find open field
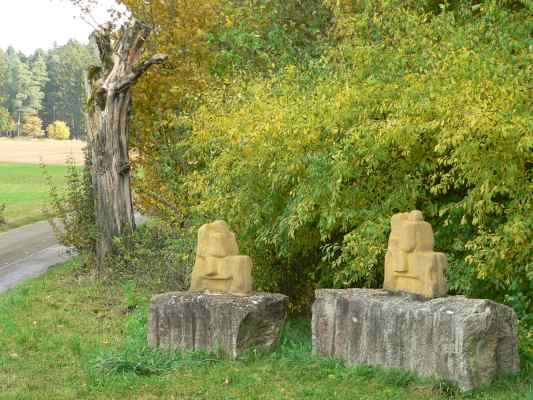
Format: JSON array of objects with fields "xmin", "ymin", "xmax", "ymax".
[
  {"xmin": 0, "ymin": 163, "xmax": 69, "ymax": 231},
  {"xmin": 0, "ymin": 259, "xmax": 530, "ymax": 400},
  {"xmin": 0, "ymin": 138, "xmax": 82, "ymax": 230},
  {"xmin": 0, "ymin": 138, "xmax": 85, "ymax": 165}
]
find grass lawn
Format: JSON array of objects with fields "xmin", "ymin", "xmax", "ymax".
[
  {"xmin": 0, "ymin": 259, "xmax": 531, "ymax": 400},
  {"xmin": 0, "ymin": 163, "xmax": 69, "ymax": 231}
]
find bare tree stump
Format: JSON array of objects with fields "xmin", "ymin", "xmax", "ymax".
[{"xmin": 86, "ymin": 20, "xmax": 166, "ymax": 270}]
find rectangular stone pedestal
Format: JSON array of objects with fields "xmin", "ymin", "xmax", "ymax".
[
  {"xmin": 312, "ymin": 289, "xmax": 520, "ymax": 391},
  {"xmin": 149, "ymin": 291, "xmax": 288, "ymax": 358}
]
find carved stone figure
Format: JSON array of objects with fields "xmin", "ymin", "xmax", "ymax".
[
  {"xmin": 150, "ymin": 221, "xmax": 289, "ymax": 358},
  {"xmin": 310, "ymin": 210, "xmax": 519, "ymax": 391},
  {"xmin": 383, "ymin": 210, "xmax": 447, "ymax": 298},
  {"xmin": 190, "ymin": 220, "xmax": 253, "ymax": 295}
]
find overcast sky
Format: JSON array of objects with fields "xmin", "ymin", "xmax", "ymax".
[{"xmin": 0, "ymin": 0, "xmax": 124, "ymax": 55}]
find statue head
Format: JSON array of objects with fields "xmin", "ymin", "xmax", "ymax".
[
  {"xmin": 408, "ymin": 210, "xmax": 424, "ymax": 222},
  {"xmin": 196, "ymin": 220, "xmax": 239, "ymax": 258},
  {"xmin": 390, "ymin": 212, "xmax": 409, "ymax": 236}
]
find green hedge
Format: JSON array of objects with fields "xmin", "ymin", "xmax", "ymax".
[{"xmin": 179, "ymin": 1, "xmax": 532, "ymax": 316}]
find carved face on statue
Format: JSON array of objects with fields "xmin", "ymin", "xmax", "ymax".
[{"xmin": 190, "ymin": 220, "xmax": 253, "ymax": 295}]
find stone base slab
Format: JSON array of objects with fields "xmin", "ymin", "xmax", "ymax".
[
  {"xmin": 312, "ymin": 289, "xmax": 520, "ymax": 391},
  {"xmin": 148, "ymin": 291, "xmax": 288, "ymax": 358}
]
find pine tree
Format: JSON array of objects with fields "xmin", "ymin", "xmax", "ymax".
[
  {"xmin": 6, "ymin": 49, "xmax": 42, "ymax": 117},
  {"xmin": 0, "ymin": 49, "xmax": 12, "ymax": 131},
  {"xmin": 27, "ymin": 51, "xmax": 48, "ymax": 115},
  {"xmin": 43, "ymin": 41, "xmax": 96, "ymax": 138},
  {"xmin": 0, "ymin": 49, "xmax": 8, "ymax": 106}
]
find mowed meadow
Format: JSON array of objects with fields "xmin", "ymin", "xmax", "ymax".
[
  {"xmin": 0, "ymin": 138, "xmax": 84, "ymax": 231},
  {"xmin": 0, "ymin": 259, "xmax": 531, "ymax": 400},
  {"xmin": 0, "ymin": 163, "xmax": 68, "ymax": 230}
]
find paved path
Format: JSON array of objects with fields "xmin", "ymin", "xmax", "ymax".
[
  {"xmin": 0, "ymin": 215, "xmax": 147, "ymax": 294},
  {"xmin": 0, "ymin": 220, "xmax": 62, "ymax": 268},
  {"xmin": 0, "ymin": 220, "xmax": 69, "ymax": 294},
  {"xmin": 0, "ymin": 245, "xmax": 71, "ymax": 293}
]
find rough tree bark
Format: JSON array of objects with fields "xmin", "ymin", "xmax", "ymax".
[{"xmin": 87, "ymin": 20, "xmax": 166, "ymax": 271}]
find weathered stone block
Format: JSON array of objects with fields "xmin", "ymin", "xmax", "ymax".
[
  {"xmin": 312, "ymin": 289, "xmax": 520, "ymax": 391},
  {"xmin": 149, "ymin": 291, "xmax": 288, "ymax": 358}
]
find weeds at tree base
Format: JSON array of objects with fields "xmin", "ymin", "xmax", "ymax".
[{"xmin": 0, "ymin": 203, "xmax": 6, "ymax": 226}]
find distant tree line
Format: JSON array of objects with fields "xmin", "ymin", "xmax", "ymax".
[{"xmin": 0, "ymin": 40, "xmax": 97, "ymax": 139}]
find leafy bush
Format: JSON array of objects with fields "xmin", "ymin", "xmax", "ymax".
[
  {"xmin": 0, "ymin": 106, "xmax": 14, "ymax": 132},
  {"xmin": 208, "ymin": 0, "xmax": 332, "ymax": 76},
  {"xmin": 105, "ymin": 221, "xmax": 195, "ymax": 293},
  {"xmin": 43, "ymin": 146, "xmax": 191, "ymax": 291},
  {"xmin": 0, "ymin": 203, "xmax": 6, "ymax": 226},
  {"xmin": 128, "ymin": 0, "xmax": 333, "ymax": 226},
  {"xmin": 177, "ymin": 1, "xmax": 532, "ymax": 315},
  {"xmin": 47, "ymin": 120, "xmax": 71, "ymax": 140},
  {"xmin": 22, "ymin": 114, "xmax": 44, "ymax": 137},
  {"xmin": 44, "ymin": 148, "xmax": 97, "ymax": 267}
]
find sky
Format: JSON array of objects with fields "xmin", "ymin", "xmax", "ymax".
[{"xmin": 0, "ymin": 0, "xmax": 124, "ymax": 55}]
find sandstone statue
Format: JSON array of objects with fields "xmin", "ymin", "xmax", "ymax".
[
  {"xmin": 383, "ymin": 210, "xmax": 447, "ymax": 298},
  {"xmin": 312, "ymin": 210, "xmax": 520, "ymax": 391},
  {"xmin": 149, "ymin": 221, "xmax": 288, "ymax": 358},
  {"xmin": 190, "ymin": 220, "xmax": 253, "ymax": 295}
]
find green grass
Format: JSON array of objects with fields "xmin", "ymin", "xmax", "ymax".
[
  {"xmin": 0, "ymin": 259, "xmax": 531, "ymax": 399},
  {"xmin": 0, "ymin": 163, "xmax": 69, "ymax": 231}
]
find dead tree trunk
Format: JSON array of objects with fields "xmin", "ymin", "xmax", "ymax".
[{"xmin": 87, "ymin": 20, "xmax": 166, "ymax": 271}]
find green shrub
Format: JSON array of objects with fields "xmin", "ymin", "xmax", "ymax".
[
  {"xmin": 0, "ymin": 106, "xmax": 14, "ymax": 132},
  {"xmin": 43, "ymin": 147, "xmax": 192, "ymax": 291},
  {"xmin": 179, "ymin": 2, "xmax": 532, "ymax": 315},
  {"xmin": 44, "ymin": 148, "xmax": 97, "ymax": 267},
  {"xmin": 105, "ymin": 221, "xmax": 195, "ymax": 293},
  {"xmin": 208, "ymin": 0, "xmax": 332, "ymax": 77},
  {"xmin": 47, "ymin": 120, "xmax": 71, "ymax": 140},
  {"xmin": 0, "ymin": 203, "xmax": 6, "ymax": 226}
]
